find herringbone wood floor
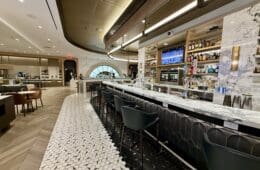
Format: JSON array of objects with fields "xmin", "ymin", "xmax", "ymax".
[{"xmin": 0, "ymin": 87, "xmax": 75, "ymax": 170}]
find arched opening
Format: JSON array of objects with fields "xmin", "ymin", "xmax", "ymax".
[{"xmin": 89, "ymin": 65, "xmax": 120, "ymax": 79}]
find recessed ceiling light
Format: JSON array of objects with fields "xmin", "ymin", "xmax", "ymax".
[
  {"xmin": 18, "ymin": 0, "xmax": 24, "ymax": 3},
  {"xmin": 163, "ymin": 42, "xmax": 168, "ymax": 46},
  {"xmin": 142, "ymin": 19, "xmax": 146, "ymax": 23},
  {"xmin": 47, "ymin": 38, "xmax": 51, "ymax": 42},
  {"xmin": 37, "ymin": 25, "xmax": 43, "ymax": 29},
  {"xmin": 15, "ymin": 38, "xmax": 19, "ymax": 41},
  {"xmin": 124, "ymin": 34, "xmax": 127, "ymax": 37},
  {"xmin": 0, "ymin": 43, "xmax": 4, "ymax": 46}
]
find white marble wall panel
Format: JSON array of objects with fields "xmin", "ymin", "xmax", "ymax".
[{"xmin": 215, "ymin": 3, "xmax": 260, "ymax": 111}]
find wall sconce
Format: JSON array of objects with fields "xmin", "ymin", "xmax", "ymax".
[{"xmin": 231, "ymin": 46, "xmax": 240, "ymax": 71}]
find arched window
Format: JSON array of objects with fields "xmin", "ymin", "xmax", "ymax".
[{"xmin": 89, "ymin": 65, "xmax": 120, "ymax": 78}]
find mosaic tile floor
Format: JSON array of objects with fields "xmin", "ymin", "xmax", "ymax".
[{"xmin": 40, "ymin": 94, "xmax": 128, "ymax": 170}]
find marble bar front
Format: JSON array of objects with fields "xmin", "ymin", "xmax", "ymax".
[{"xmin": 103, "ymin": 81, "xmax": 260, "ymax": 136}]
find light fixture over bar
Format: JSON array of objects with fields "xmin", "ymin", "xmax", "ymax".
[
  {"xmin": 122, "ymin": 33, "xmax": 143, "ymax": 47},
  {"xmin": 108, "ymin": 45, "xmax": 122, "ymax": 55},
  {"xmin": 108, "ymin": 55, "xmax": 138, "ymax": 63},
  {"xmin": 144, "ymin": 0, "xmax": 198, "ymax": 34}
]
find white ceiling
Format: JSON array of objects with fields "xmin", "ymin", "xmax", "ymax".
[{"xmin": 0, "ymin": 0, "xmax": 120, "ymax": 59}]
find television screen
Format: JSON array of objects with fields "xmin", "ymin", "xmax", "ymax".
[{"xmin": 161, "ymin": 46, "xmax": 184, "ymax": 65}]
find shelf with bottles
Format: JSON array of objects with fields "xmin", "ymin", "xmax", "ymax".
[
  {"xmin": 186, "ymin": 50, "xmax": 220, "ymax": 64},
  {"xmin": 186, "ymin": 63, "xmax": 219, "ymax": 76},
  {"xmin": 187, "ymin": 35, "xmax": 221, "ymax": 53}
]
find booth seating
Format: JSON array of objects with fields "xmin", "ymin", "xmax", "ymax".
[
  {"xmin": 0, "ymin": 85, "xmax": 27, "ymax": 93},
  {"xmin": 104, "ymin": 87, "xmax": 260, "ymax": 169},
  {"xmin": 0, "ymin": 96, "xmax": 16, "ymax": 131}
]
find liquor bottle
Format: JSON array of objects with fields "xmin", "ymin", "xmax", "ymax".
[
  {"xmin": 198, "ymin": 40, "xmax": 202, "ymax": 48},
  {"xmin": 195, "ymin": 41, "xmax": 198, "ymax": 49},
  {"xmin": 191, "ymin": 41, "xmax": 195, "ymax": 50}
]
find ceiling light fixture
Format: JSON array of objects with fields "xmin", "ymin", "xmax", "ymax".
[
  {"xmin": 124, "ymin": 34, "xmax": 127, "ymax": 37},
  {"xmin": 142, "ymin": 19, "xmax": 146, "ymax": 23},
  {"xmin": 122, "ymin": 33, "xmax": 143, "ymax": 47},
  {"xmin": 108, "ymin": 55, "xmax": 138, "ymax": 63},
  {"xmin": 28, "ymin": 46, "xmax": 32, "ymax": 49},
  {"xmin": 15, "ymin": 38, "xmax": 19, "ymax": 41},
  {"xmin": 37, "ymin": 25, "xmax": 43, "ymax": 29},
  {"xmin": 0, "ymin": 43, "xmax": 4, "ymax": 46},
  {"xmin": 163, "ymin": 42, "xmax": 168, "ymax": 46},
  {"xmin": 18, "ymin": 0, "xmax": 24, "ymax": 3},
  {"xmin": 47, "ymin": 38, "xmax": 51, "ymax": 42},
  {"xmin": 108, "ymin": 45, "xmax": 122, "ymax": 55},
  {"xmin": 144, "ymin": 0, "xmax": 198, "ymax": 34}
]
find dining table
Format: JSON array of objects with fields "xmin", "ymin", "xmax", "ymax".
[{"xmin": 18, "ymin": 90, "xmax": 37, "ymax": 112}]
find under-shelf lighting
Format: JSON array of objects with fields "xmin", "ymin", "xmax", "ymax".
[
  {"xmin": 122, "ymin": 33, "xmax": 143, "ymax": 47},
  {"xmin": 144, "ymin": 0, "xmax": 198, "ymax": 34},
  {"xmin": 108, "ymin": 45, "xmax": 122, "ymax": 55}
]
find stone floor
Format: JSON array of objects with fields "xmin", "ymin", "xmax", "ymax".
[
  {"xmin": 0, "ymin": 87, "xmax": 75, "ymax": 170},
  {"xmin": 39, "ymin": 93, "xmax": 127, "ymax": 170}
]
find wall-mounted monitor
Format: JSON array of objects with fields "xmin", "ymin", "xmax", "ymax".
[{"xmin": 161, "ymin": 46, "xmax": 184, "ymax": 65}]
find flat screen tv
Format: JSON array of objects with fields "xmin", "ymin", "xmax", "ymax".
[{"xmin": 161, "ymin": 46, "xmax": 184, "ymax": 65}]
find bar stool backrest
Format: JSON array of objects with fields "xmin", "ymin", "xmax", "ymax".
[
  {"xmin": 121, "ymin": 106, "xmax": 158, "ymax": 131},
  {"xmin": 203, "ymin": 133, "xmax": 260, "ymax": 170},
  {"xmin": 227, "ymin": 135, "xmax": 253, "ymax": 154}
]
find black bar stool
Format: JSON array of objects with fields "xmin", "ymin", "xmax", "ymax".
[
  {"xmin": 203, "ymin": 131, "xmax": 260, "ymax": 170},
  {"xmin": 101, "ymin": 90, "xmax": 115, "ymax": 126},
  {"xmin": 114, "ymin": 95, "xmax": 135, "ymax": 136},
  {"xmin": 120, "ymin": 106, "xmax": 159, "ymax": 169}
]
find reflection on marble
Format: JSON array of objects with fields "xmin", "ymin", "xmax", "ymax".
[
  {"xmin": 104, "ymin": 81, "xmax": 260, "ymax": 129},
  {"xmin": 40, "ymin": 94, "xmax": 127, "ymax": 170}
]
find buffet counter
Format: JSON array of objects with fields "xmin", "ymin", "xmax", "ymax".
[{"xmin": 103, "ymin": 81, "xmax": 260, "ymax": 133}]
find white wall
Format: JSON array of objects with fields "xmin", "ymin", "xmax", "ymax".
[{"xmin": 77, "ymin": 53, "xmax": 129, "ymax": 77}]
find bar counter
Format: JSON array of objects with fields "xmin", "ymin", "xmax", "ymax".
[{"xmin": 103, "ymin": 81, "xmax": 260, "ymax": 131}]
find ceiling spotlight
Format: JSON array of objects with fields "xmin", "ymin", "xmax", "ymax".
[
  {"xmin": 0, "ymin": 43, "xmax": 4, "ymax": 46},
  {"xmin": 47, "ymin": 38, "xmax": 51, "ymax": 42},
  {"xmin": 15, "ymin": 38, "xmax": 19, "ymax": 41},
  {"xmin": 142, "ymin": 19, "xmax": 146, "ymax": 23},
  {"xmin": 163, "ymin": 42, "xmax": 168, "ymax": 46},
  {"xmin": 28, "ymin": 46, "xmax": 32, "ymax": 49},
  {"xmin": 37, "ymin": 25, "xmax": 43, "ymax": 29},
  {"xmin": 124, "ymin": 34, "xmax": 127, "ymax": 37},
  {"xmin": 18, "ymin": 0, "xmax": 24, "ymax": 3}
]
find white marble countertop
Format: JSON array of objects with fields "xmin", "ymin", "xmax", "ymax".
[
  {"xmin": 0, "ymin": 95, "xmax": 11, "ymax": 100},
  {"xmin": 144, "ymin": 82, "xmax": 214, "ymax": 94},
  {"xmin": 104, "ymin": 81, "xmax": 260, "ymax": 129}
]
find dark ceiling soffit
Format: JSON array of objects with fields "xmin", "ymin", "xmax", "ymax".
[
  {"xmin": 56, "ymin": 0, "xmax": 106, "ymax": 55},
  {"xmin": 103, "ymin": 0, "xmax": 147, "ymax": 45},
  {"xmin": 140, "ymin": 0, "xmax": 235, "ymax": 44}
]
